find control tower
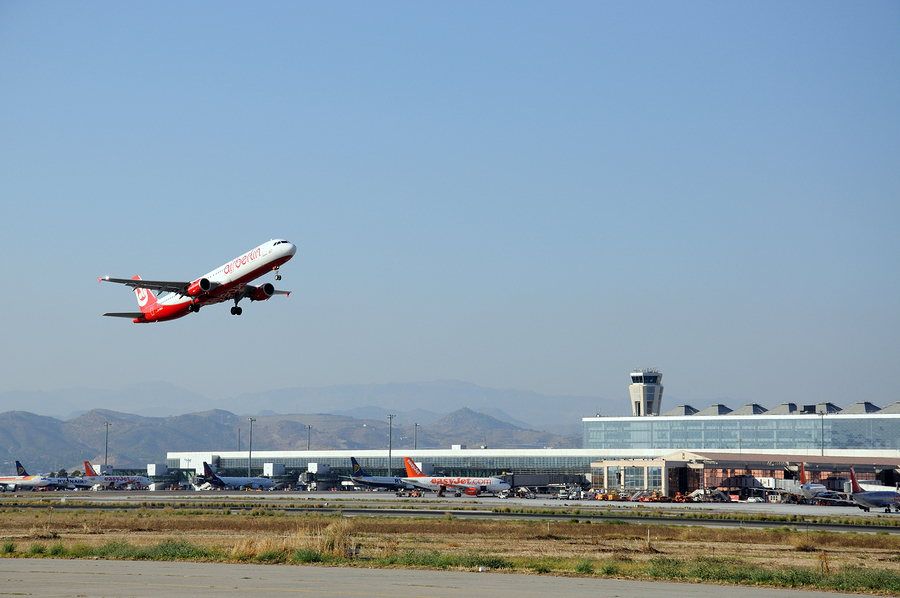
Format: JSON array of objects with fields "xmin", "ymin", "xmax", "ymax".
[{"xmin": 629, "ymin": 368, "xmax": 663, "ymax": 416}]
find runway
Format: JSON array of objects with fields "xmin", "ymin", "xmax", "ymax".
[
  {"xmin": 5, "ymin": 491, "xmax": 897, "ymax": 534},
  {"xmin": 0, "ymin": 559, "xmax": 867, "ymax": 598}
]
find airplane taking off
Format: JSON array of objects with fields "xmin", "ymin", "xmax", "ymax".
[
  {"xmin": 196, "ymin": 462, "xmax": 275, "ymax": 491},
  {"xmin": 347, "ymin": 457, "xmax": 414, "ymax": 491},
  {"xmin": 402, "ymin": 457, "xmax": 510, "ymax": 497},
  {"xmin": 0, "ymin": 461, "xmax": 52, "ymax": 492},
  {"xmin": 100, "ymin": 239, "xmax": 296, "ymax": 322},
  {"xmin": 849, "ymin": 467, "xmax": 900, "ymax": 513},
  {"xmin": 83, "ymin": 461, "xmax": 150, "ymax": 490}
]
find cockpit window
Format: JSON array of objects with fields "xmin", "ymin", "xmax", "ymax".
[{"xmin": 273, "ymin": 240, "xmax": 290, "ymax": 246}]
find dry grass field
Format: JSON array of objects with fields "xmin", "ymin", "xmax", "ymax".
[{"xmin": 1, "ymin": 506, "xmax": 898, "ymax": 594}]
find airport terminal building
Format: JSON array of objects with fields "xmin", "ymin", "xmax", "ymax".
[
  {"xmin": 583, "ymin": 370, "xmax": 900, "ymax": 456},
  {"xmin": 165, "ymin": 370, "xmax": 900, "ymax": 490}
]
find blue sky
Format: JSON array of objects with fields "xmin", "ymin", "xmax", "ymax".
[{"xmin": 1, "ymin": 3, "xmax": 898, "ymax": 408}]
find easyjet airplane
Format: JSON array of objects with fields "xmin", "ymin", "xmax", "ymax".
[
  {"xmin": 99, "ymin": 239, "xmax": 296, "ymax": 322},
  {"xmin": 83, "ymin": 461, "xmax": 151, "ymax": 490},
  {"xmin": 402, "ymin": 457, "xmax": 510, "ymax": 497}
]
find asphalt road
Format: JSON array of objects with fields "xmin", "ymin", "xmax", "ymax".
[{"xmin": 0, "ymin": 559, "xmax": 867, "ymax": 598}]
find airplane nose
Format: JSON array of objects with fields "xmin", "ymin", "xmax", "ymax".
[{"xmin": 286, "ymin": 243, "xmax": 297, "ymax": 256}]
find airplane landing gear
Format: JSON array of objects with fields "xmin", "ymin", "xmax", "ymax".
[
  {"xmin": 188, "ymin": 304, "xmax": 200, "ymax": 313},
  {"xmin": 230, "ymin": 306, "xmax": 243, "ymax": 316},
  {"xmin": 274, "ymin": 266, "xmax": 282, "ymax": 281}
]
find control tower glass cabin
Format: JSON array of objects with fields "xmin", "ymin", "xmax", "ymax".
[{"xmin": 629, "ymin": 369, "xmax": 663, "ymax": 416}]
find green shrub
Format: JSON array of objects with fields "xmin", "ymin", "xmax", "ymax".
[
  {"xmin": 599, "ymin": 562, "xmax": 620, "ymax": 576},
  {"xmin": 255, "ymin": 549, "xmax": 288, "ymax": 563},
  {"xmin": 575, "ymin": 559, "xmax": 594, "ymax": 574},
  {"xmin": 646, "ymin": 557, "xmax": 685, "ymax": 579},
  {"xmin": 48, "ymin": 543, "xmax": 66, "ymax": 556},
  {"xmin": 291, "ymin": 548, "xmax": 323, "ymax": 564},
  {"xmin": 1, "ymin": 542, "xmax": 15, "ymax": 554},
  {"xmin": 145, "ymin": 540, "xmax": 219, "ymax": 561},
  {"xmin": 28, "ymin": 543, "xmax": 45, "ymax": 555}
]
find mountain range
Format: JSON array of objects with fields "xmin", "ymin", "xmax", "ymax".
[{"xmin": 0, "ymin": 380, "xmax": 623, "ymax": 434}]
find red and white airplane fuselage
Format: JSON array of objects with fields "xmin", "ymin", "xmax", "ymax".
[
  {"xmin": 100, "ymin": 239, "xmax": 296, "ymax": 323},
  {"xmin": 402, "ymin": 457, "xmax": 510, "ymax": 496}
]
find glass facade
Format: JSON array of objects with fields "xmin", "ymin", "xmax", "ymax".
[
  {"xmin": 583, "ymin": 415, "xmax": 900, "ymax": 451},
  {"xmin": 647, "ymin": 466, "xmax": 662, "ymax": 490}
]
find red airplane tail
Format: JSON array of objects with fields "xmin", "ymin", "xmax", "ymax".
[
  {"xmin": 849, "ymin": 467, "xmax": 863, "ymax": 494},
  {"xmin": 132, "ymin": 275, "xmax": 159, "ymax": 314},
  {"xmin": 799, "ymin": 463, "xmax": 807, "ymax": 484},
  {"xmin": 403, "ymin": 457, "xmax": 424, "ymax": 477},
  {"xmin": 83, "ymin": 461, "xmax": 99, "ymax": 476}
]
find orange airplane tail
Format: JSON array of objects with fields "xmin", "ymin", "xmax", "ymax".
[
  {"xmin": 403, "ymin": 457, "xmax": 424, "ymax": 477},
  {"xmin": 848, "ymin": 466, "xmax": 863, "ymax": 494},
  {"xmin": 799, "ymin": 463, "xmax": 807, "ymax": 484},
  {"xmin": 131, "ymin": 275, "xmax": 159, "ymax": 314},
  {"xmin": 83, "ymin": 461, "xmax": 99, "ymax": 476}
]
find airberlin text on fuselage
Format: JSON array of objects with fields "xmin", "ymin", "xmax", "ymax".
[{"xmin": 223, "ymin": 247, "xmax": 262, "ymax": 276}]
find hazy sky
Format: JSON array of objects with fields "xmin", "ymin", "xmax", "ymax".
[{"xmin": 1, "ymin": 3, "xmax": 898, "ymax": 408}]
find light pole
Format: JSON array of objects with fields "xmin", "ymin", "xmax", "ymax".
[
  {"xmin": 247, "ymin": 417, "xmax": 256, "ymax": 477},
  {"xmin": 387, "ymin": 414, "xmax": 396, "ymax": 476},
  {"xmin": 414, "ymin": 422, "xmax": 419, "ymax": 450},
  {"xmin": 104, "ymin": 421, "xmax": 111, "ymax": 472},
  {"xmin": 306, "ymin": 424, "xmax": 312, "ymax": 451},
  {"xmin": 237, "ymin": 428, "xmax": 241, "ymax": 451}
]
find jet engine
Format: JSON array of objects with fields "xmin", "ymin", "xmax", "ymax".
[
  {"xmin": 249, "ymin": 282, "xmax": 275, "ymax": 301},
  {"xmin": 186, "ymin": 277, "xmax": 212, "ymax": 296},
  {"xmin": 464, "ymin": 487, "xmax": 480, "ymax": 496}
]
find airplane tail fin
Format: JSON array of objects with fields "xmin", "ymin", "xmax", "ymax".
[
  {"xmin": 403, "ymin": 457, "xmax": 424, "ymax": 477},
  {"xmin": 799, "ymin": 463, "xmax": 807, "ymax": 484},
  {"xmin": 350, "ymin": 457, "xmax": 369, "ymax": 478},
  {"xmin": 15, "ymin": 461, "xmax": 28, "ymax": 476},
  {"xmin": 849, "ymin": 466, "xmax": 863, "ymax": 494},
  {"xmin": 132, "ymin": 275, "xmax": 159, "ymax": 314},
  {"xmin": 83, "ymin": 461, "xmax": 99, "ymax": 477},
  {"xmin": 202, "ymin": 462, "xmax": 220, "ymax": 482}
]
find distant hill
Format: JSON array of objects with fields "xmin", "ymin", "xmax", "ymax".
[
  {"xmin": 230, "ymin": 380, "xmax": 619, "ymax": 434},
  {"xmin": 0, "ymin": 406, "xmax": 579, "ymax": 474},
  {"xmin": 0, "ymin": 380, "xmax": 621, "ymax": 435}
]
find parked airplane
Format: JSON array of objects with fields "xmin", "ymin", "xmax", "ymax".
[
  {"xmin": 196, "ymin": 462, "xmax": 275, "ymax": 490},
  {"xmin": 849, "ymin": 467, "xmax": 900, "ymax": 513},
  {"xmin": 402, "ymin": 457, "xmax": 510, "ymax": 497},
  {"xmin": 0, "ymin": 461, "xmax": 52, "ymax": 492},
  {"xmin": 347, "ymin": 457, "xmax": 414, "ymax": 491},
  {"xmin": 100, "ymin": 239, "xmax": 296, "ymax": 322},
  {"xmin": 83, "ymin": 461, "xmax": 151, "ymax": 490},
  {"xmin": 798, "ymin": 463, "xmax": 828, "ymax": 499}
]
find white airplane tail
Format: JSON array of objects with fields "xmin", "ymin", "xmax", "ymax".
[{"xmin": 131, "ymin": 275, "xmax": 159, "ymax": 314}]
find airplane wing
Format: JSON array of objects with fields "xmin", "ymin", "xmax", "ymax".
[
  {"xmin": 401, "ymin": 478, "xmax": 433, "ymax": 491},
  {"xmin": 273, "ymin": 290, "xmax": 291, "ymax": 296},
  {"xmin": 102, "ymin": 312, "xmax": 144, "ymax": 318},
  {"xmin": 98, "ymin": 276, "xmax": 191, "ymax": 294}
]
